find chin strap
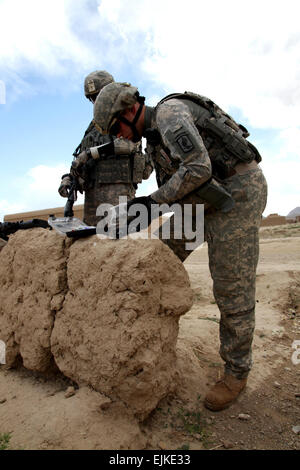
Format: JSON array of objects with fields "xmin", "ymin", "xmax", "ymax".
[{"xmin": 118, "ymin": 98, "xmax": 145, "ymax": 142}]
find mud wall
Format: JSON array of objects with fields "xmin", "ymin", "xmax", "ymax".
[{"xmin": 0, "ymin": 230, "xmax": 193, "ymax": 420}]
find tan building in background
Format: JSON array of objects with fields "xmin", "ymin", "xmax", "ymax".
[
  {"xmin": 286, "ymin": 215, "xmax": 300, "ymax": 224},
  {"xmin": 4, "ymin": 205, "xmax": 84, "ymax": 223},
  {"xmin": 4, "ymin": 208, "xmax": 296, "ymax": 228},
  {"xmin": 260, "ymin": 213, "xmax": 287, "ymax": 227}
]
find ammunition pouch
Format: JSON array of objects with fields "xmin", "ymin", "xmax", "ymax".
[
  {"xmin": 194, "ymin": 178, "xmax": 235, "ymax": 213},
  {"xmin": 94, "ymin": 156, "xmax": 131, "ymax": 184},
  {"xmin": 133, "ymin": 153, "xmax": 146, "ymax": 184},
  {"xmin": 93, "ymin": 154, "xmax": 144, "ymax": 184},
  {"xmin": 91, "ymin": 155, "xmax": 140, "ymax": 184},
  {"xmin": 201, "ymin": 117, "xmax": 259, "ymax": 164}
]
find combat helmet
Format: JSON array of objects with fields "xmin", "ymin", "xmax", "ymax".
[
  {"xmin": 84, "ymin": 70, "xmax": 114, "ymax": 102},
  {"xmin": 93, "ymin": 82, "xmax": 144, "ymax": 141}
]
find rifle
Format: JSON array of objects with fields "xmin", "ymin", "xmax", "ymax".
[
  {"xmin": 64, "ymin": 156, "xmax": 97, "ymax": 217},
  {"xmin": 0, "ymin": 219, "xmax": 50, "ymax": 241},
  {"xmin": 64, "ymin": 176, "xmax": 78, "ymax": 218},
  {"xmin": 50, "ymin": 172, "xmax": 96, "ymax": 238}
]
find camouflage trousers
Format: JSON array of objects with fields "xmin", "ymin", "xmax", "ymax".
[
  {"xmin": 160, "ymin": 167, "xmax": 268, "ymax": 378},
  {"xmin": 84, "ymin": 183, "xmax": 136, "ymax": 226}
]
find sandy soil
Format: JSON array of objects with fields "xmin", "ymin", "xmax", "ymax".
[{"xmin": 0, "ymin": 224, "xmax": 300, "ymax": 450}]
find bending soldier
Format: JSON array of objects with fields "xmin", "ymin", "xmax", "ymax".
[
  {"xmin": 93, "ymin": 82, "xmax": 268, "ymax": 411},
  {"xmin": 58, "ymin": 71, "xmax": 153, "ymax": 226}
]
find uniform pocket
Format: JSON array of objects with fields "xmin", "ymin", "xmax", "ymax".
[
  {"xmin": 208, "ymin": 231, "xmax": 259, "ymax": 313},
  {"xmin": 209, "ymin": 230, "xmax": 259, "ymax": 280}
]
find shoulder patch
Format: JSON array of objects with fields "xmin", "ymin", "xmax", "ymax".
[
  {"xmin": 176, "ymin": 133, "xmax": 194, "ymax": 153},
  {"xmin": 87, "ymin": 79, "xmax": 96, "ymax": 93}
]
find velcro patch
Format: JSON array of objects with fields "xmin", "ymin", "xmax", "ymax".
[
  {"xmin": 87, "ymin": 79, "xmax": 96, "ymax": 93},
  {"xmin": 176, "ymin": 134, "xmax": 194, "ymax": 153}
]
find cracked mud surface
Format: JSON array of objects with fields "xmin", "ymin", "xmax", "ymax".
[{"xmin": 0, "ymin": 225, "xmax": 300, "ymax": 450}]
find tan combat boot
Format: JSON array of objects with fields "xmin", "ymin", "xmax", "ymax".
[{"xmin": 204, "ymin": 374, "xmax": 247, "ymax": 411}]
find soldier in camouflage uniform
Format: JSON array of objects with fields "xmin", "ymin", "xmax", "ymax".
[
  {"xmin": 93, "ymin": 82, "xmax": 268, "ymax": 411},
  {"xmin": 58, "ymin": 71, "xmax": 153, "ymax": 226}
]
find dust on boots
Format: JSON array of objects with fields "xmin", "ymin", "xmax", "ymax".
[{"xmin": 204, "ymin": 374, "xmax": 247, "ymax": 411}]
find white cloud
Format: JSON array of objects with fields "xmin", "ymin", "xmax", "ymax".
[
  {"xmin": 278, "ymin": 127, "xmax": 300, "ymax": 156},
  {"xmin": 262, "ymin": 159, "xmax": 300, "ymax": 216},
  {"xmin": 0, "ymin": 200, "xmax": 27, "ymax": 223},
  {"xmin": 260, "ymin": 128, "xmax": 300, "ymax": 216},
  {"xmin": 0, "ymin": 0, "xmax": 95, "ymax": 71},
  {"xmin": 27, "ymin": 164, "xmax": 70, "ymax": 194},
  {"xmin": 25, "ymin": 163, "xmax": 84, "ymax": 209},
  {"xmin": 0, "ymin": 0, "xmax": 100, "ymax": 98},
  {"xmin": 1, "ymin": 164, "xmax": 84, "ymax": 222},
  {"xmin": 97, "ymin": 0, "xmax": 300, "ymax": 216},
  {"xmin": 3, "ymin": 0, "xmax": 300, "ymax": 130},
  {"xmin": 1, "ymin": 0, "xmax": 299, "ymax": 217},
  {"xmin": 98, "ymin": 0, "xmax": 300, "ymax": 130}
]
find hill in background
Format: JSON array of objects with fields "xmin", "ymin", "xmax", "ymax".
[{"xmin": 287, "ymin": 207, "xmax": 300, "ymax": 218}]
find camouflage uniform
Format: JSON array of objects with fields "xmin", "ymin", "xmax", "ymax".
[
  {"xmin": 144, "ymin": 96, "xmax": 268, "ymax": 379},
  {"xmin": 75, "ymin": 121, "xmax": 153, "ymax": 226},
  {"xmin": 60, "ymin": 71, "xmax": 153, "ymax": 226}
]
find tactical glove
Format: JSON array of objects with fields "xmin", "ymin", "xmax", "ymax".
[
  {"xmin": 117, "ymin": 195, "xmax": 157, "ymax": 238},
  {"xmin": 58, "ymin": 174, "xmax": 72, "ymax": 198},
  {"xmin": 127, "ymin": 196, "xmax": 156, "ymax": 218},
  {"xmin": 113, "ymin": 138, "xmax": 139, "ymax": 155},
  {"xmin": 71, "ymin": 150, "xmax": 90, "ymax": 173}
]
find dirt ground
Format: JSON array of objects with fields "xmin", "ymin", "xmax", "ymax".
[{"xmin": 1, "ymin": 223, "xmax": 300, "ymax": 450}]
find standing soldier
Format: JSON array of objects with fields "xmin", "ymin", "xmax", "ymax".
[
  {"xmin": 58, "ymin": 71, "xmax": 153, "ymax": 226},
  {"xmin": 93, "ymin": 82, "xmax": 268, "ymax": 411}
]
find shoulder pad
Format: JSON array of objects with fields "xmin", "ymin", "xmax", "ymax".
[{"xmin": 157, "ymin": 92, "xmax": 215, "ymax": 113}]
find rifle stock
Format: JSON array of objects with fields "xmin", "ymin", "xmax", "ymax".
[{"xmin": 0, "ymin": 219, "xmax": 49, "ymax": 241}]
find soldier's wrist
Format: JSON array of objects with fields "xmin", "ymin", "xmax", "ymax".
[{"xmin": 149, "ymin": 192, "xmax": 161, "ymax": 204}]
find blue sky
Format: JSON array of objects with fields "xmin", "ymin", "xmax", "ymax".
[{"xmin": 0, "ymin": 0, "xmax": 300, "ymax": 221}]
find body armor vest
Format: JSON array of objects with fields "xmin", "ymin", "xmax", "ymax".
[
  {"xmin": 73, "ymin": 122, "xmax": 144, "ymax": 186},
  {"xmin": 157, "ymin": 92, "xmax": 262, "ymax": 180}
]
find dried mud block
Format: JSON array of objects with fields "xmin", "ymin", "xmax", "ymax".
[
  {"xmin": 0, "ymin": 238, "xmax": 7, "ymax": 252},
  {"xmin": 0, "ymin": 229, "xmax": 69, "ymax": 370},
  {"xmin": 0, "ymin": 230, "xmax": 193, "ymax": 420},
  {"xmin": 51, "ymin": 237, "xmax": 193, "ymax": 420}
]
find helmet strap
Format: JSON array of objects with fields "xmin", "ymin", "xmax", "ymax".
[{"xmin": 118, "ymin": 100, "xmax": 145, "ymax": 142}]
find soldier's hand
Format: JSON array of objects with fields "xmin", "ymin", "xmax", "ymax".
[
  {"xmin": 98, "ymin": 196, "xmax": 158, "ymax": 239},
  {"xmin": 113, "ymin": 138, "xmax": 138, "ymax": 155},
  {"xmin": 128, "ymin": 196, "xmax": 157, "ymax": 231},
  {"xmin": 116, "ymin": 196, "xmax": 157, "ymax": 238},
  {"xmin": 71, "ymin": 150, "xmax": 89, "ymax": 173},
  {"xmin": 58, "ymin": 174, "xmax": 72, "ymax": 198}
]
